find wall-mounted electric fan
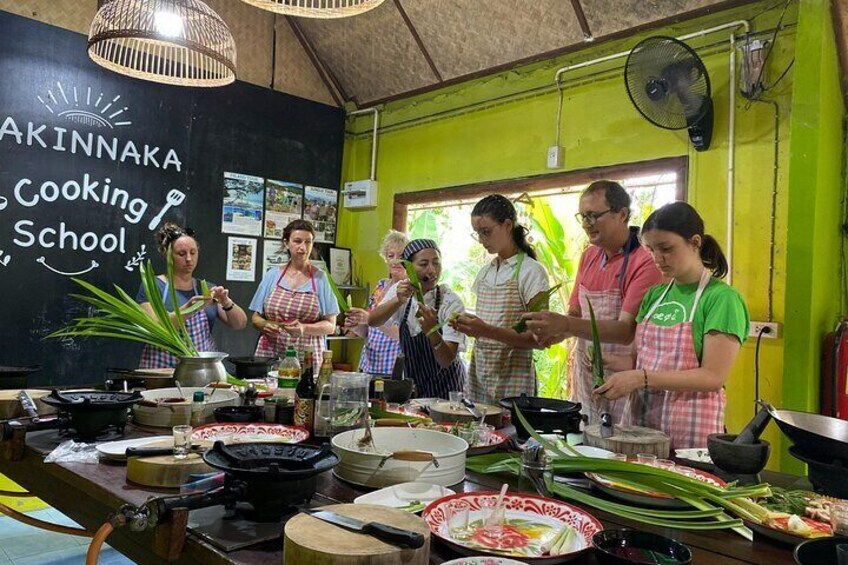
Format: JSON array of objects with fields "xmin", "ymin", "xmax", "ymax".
[{"xmin": 624, "ymin": 36, "xmax": 714, "ymax": 151}]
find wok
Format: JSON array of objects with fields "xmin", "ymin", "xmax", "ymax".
[{"xmin": 763, "ymin": 402, "xmax": 848, "ymax": 462}]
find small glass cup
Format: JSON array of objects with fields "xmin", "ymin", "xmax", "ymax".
[
  {"xmin": 837, "ymin": 543, "xmax": 848, "ymax": 565},
  {"xmin": 480, "ymin": 498, "xmax": 506, "ymax": 543},
  {"xmin": 474, "ymin": 423, "xmax": 494, "ymax": 445},
  {"xmin": 832, "ymin": 503, "xmax": 848, "ymax": 536},
  {"xmin": 173, "ymin": 425, "xmax": 192, "ymax": 460},
  {"xmin": 447, "ymin": 500, "xmax": 470, "ymax": 539},
  {"xmin": 449, "ymin": 391, "xmax": 464, "ymax": 410},
  {"xmin": 458, "ymin": 426, "xmax": 478, "ymax": 446},
  {"xmin": 656, "ymin": 459, "xmax": 676, "ymax": 471},
  {"xmin": 636, "ymin": 453, "xmax": 658, "ymax": 466},
  {"xmin": 611, "ymin": 453, "xmax": 628, "ymax": 462}
]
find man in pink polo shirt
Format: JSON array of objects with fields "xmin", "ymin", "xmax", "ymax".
[{"xmin": 524, "ymin": 180, "xmax": 663, "ymax": 424}]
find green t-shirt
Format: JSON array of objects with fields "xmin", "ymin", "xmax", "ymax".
[{"xmin": 635, "ymin": 277, "xmax": 750, "ymax": 360}]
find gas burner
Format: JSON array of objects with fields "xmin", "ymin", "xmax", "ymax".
[
  {"xmin": 56, "ymin": 418, "xmax": 126, "ymax": 442},
  {"xmin": 789, "ymin": 446, "xmax": 848, "ymax": 498}
]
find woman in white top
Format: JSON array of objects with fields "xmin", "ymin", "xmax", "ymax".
[
  {"xmin": 368, "ymin": 239, "xmax": 467, "ymax": 399},
  {"xmin": 452, "ymin": 195, "xmax": 548, "ymax": 404}
]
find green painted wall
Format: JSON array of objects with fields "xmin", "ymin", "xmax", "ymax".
[
  {"xmin": 335, "ymin": 0, "xmax": 846, "ymax": 472},
  {"xmin": 781, "ymin": 0, "xmax": 845, "ymax": 473}
]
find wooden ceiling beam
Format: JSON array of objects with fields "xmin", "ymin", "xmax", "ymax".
[
  {"xmin": 285, "ymin": 16, "xmax": 348, "ymax": 106},
  {"xmin": 394, "ymin": 0, "xmax": 443, "ymax": 82},
  {"xmin": 570, "ymin": 0, "xmax": 593, "ymax": 41}
]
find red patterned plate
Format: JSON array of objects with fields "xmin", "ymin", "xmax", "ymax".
[
  {"xmin": 586, "ymin": 464, "xmax": 725, "ymax": 509},
  {"xmin": 422, "ymin": 492, "xmax": 601, "ymax": 563},
  {"xmin": 191, "ymin": 423, "xmax": 309, "ymax": 445},
  {"xmin": 419, "ymin": 424, "xmax": 509, "ymax": 455}
]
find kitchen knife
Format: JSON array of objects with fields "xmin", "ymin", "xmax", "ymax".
[
  {"xmin": 125, "ymin": 445, "xmax": 202, "ymax": 458},
  {"xmin": 303, "ymin": 509, "xmax": 425, "ymax": 549},
  {"xmin": 460, "ymin": 397, "xmax": 482, "ymax": 420}
]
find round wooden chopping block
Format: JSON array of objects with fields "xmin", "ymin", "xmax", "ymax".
[
  {"xmin": 428, "ymin": 401, "xmax": 504, "ymax": 428},
  {"xmin": 0, "ymin": 390, "xmax": 50, "ymax": 419},
  {"xmin": 126, "ymin": 452, "xmax": 212, "ymax": 488},
  {"xmin": 284, "ymin": 503, "xmax": 430, "ymax": 565},
  {"xmin": 584, "ymin": 424, "xmax": 670, "ymax": 458}
]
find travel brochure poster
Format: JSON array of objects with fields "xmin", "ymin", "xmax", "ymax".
[
  {"xmin": 226, "ymin": 236, "xmax": 257, "ymax": 282},
  {"xmin": 222, "ymin": 172, "xmax": 264, "ymax": 236},
  {"xmin": 264, "ymin": 179, "xmax": 303, "ymax": 239},
  {"xmin": 262, "ymin": 238, "xmax": 289, "ymax": 275},
  {"xmin": 303, "ymin": 185, "xmax": 338, "ymax": 244}
]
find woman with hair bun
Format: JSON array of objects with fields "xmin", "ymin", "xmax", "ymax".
[
  {"xmin": 452, "ymin": 194, "xmax": 549, "ymax": 404},
  {"xmin": 136, "ymin": 222, "xmax": 247, "ymax": 368},
  {"xmin": 594, "ymin": 202, "xmax": 750, "ymax": 450}
]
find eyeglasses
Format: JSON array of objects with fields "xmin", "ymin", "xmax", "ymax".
[
  {"xmin": 574, "ymin": 209, "xmax": 612, "ymax": 226},
  {"xmin": 166, "ymin": 227, "xmax": 195, "ymax": 242},
  {"xmin": 471, "ymin": 226, "xmax": 497, "ymax": 242}
]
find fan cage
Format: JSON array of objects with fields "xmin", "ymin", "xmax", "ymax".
[
  {"xmin": 88, "ymin": 0, "xmax": 237, "ymax": 87},
  {"xmin": 239, "ymin": 0, "xmax": 386, "ymax": 18}
]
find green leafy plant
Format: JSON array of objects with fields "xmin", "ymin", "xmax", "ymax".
[
  {"xmin": 512, "ymin": 283, "xmax": 563, "ymax": 333},
  {"xmin": 426, "ymin": 312, "xmax": 460, "ymax": 336},
  {"xmin": 401, "ymin": 260, "xmax": 426, "ymax": 303},
  {"xmin": 323, "ymin": 267, "xmax": 350, "ymax": 313},
  {"xmin": 586, "ymin": 297, "xmax": 605, "ymax": 389}
]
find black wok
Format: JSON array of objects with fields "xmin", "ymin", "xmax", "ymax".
[{"xmin": 763, "ymin": 402, "xmax": 848, "ymax": 462}]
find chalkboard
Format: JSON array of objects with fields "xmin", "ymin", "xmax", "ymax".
[{"xmin": 0, "ymin": 11, "xmax": 345, "ymax": 386}]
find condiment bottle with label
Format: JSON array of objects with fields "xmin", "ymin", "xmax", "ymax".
[
  {"xmin": 190, "ymin": 391, "xmax": 205, "ymax": 427},
  {"xmin": 315, "ymin": 350, "xmax": 334, "ymax": 394},
  {"xmin": 373, "ymin": 379, "xmax": 387, "ymax": 411},
  {"xmin": 294, "ymin": 353, "xmax": 315, "ymax": 432},
  {"xmin": 278, "ymin": 345, "xmax": 301, "ymax": 386}
]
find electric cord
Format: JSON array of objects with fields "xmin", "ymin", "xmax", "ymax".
[{"xmin": 754, "ymin": 325, "xmax": 771, "ymax": 417}]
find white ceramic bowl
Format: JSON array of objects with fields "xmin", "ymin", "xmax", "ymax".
[{"xmin": 131, "ymin": 386, "xmax": 239, "ymax": 427}]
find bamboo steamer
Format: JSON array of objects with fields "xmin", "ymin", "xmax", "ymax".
[
  {"xmin": 284, "ymin": 504, "xmax": 430, "ymax": 565},
  {"xmin": 584, "ymin": 424, "xmax": 670, "ymax": 458},
  {"xmin": 126, "ymin": 452, "xmax": 212, "ymax": 488},
  {"xmin": 0, "ymin": 390, "xmax": 51, "ymax": 419}
]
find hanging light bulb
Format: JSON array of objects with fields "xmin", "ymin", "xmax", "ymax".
[
  {"xmin": 88, "ymin": 0, "xmax": 237, "ymax": 87},
  {"xmin": 239, "ymin": 0, "xmax": 386, "ymax": 19}
]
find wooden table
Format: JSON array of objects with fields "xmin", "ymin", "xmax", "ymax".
[{"xmin": 0, "ymin": 425, "xmax": 803, "ymax": 564}]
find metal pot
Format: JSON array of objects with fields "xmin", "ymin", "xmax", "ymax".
[
  {"xmin": 763, "ymin": 402, "xmax": 848, "ymax": 462},
  {"xmin": 173, "ymin": 352, "xmax": 228, "ymax": 387}
]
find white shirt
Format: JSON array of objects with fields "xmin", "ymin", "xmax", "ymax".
[
  {"xmin": 472, "ymin": 254, "xmax": 549, "ymax": 307},
  {"xmin": 384, "ymin": 283, "xmax": 467, "ymax": 351}
]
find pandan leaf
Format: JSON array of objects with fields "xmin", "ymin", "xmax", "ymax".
[
  {"xmin": 166, "ymin": 245, "xmax": 193, "ymax": 350},
  {"xmin": 323, "ymin": 267, "xmax": 350, "ymax": 313},
  {"xmin": 401, "ymin": 260, "xmax": 426, "ymax": 303},
  {"xmin": 201, "ymin": 279, "xmax": 211, "ymax": 299},
  {"xmin": 426, "ymin": 311, "xmax": 460, "ymax": 336},
  {"xmin": 512, "ymin": 283, "xmax": 563, "ymax": 333},
  {"xmin": 587, "ymin": 298, "xmax": 605, "ymax": 389}
]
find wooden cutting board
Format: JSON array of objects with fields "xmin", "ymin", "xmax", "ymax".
[
  {"xmin": 584, "ymin": 424, "xmax": 670, "ymax": 458},
  {"xmin": 0, "ymin": 390, "xmax": 50, "ymax": 419},
  {"xmin": 428, "ymin": 400, "xmax": 504, "ymax": 428},
  {"xmin": 284, "ymin": 504, "xmax": 430, "ymax": 565},
  {"xmin": 126, "ymin": 452, "xmax": 212, "ymax": 488}
]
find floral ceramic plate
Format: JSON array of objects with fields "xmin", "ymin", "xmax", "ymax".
[
  {"xmin": 423, "ymin": 492, "xmax": 601, "ymax": 563},
  {"xmin": 586, "ymin": 464, "xmax": 725, "ymax": 509},
  {"xmin": 419, "ymin": 423, "xmax": 509, "ymax": 455},
  {"xmin": 442, "ymin": 558, "xmax": 528, "ymax": 565},
  {"xmin": 191, "ymin": 423, "xmax": 309, "ymax": 445}
]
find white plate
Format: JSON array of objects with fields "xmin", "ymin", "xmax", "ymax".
[
  {"xmin": 442, "ymin": 559, "xmax": 528, "ymax": 565},
  {"xmin": 675, "ymin": 447, "xmax": 712, "ymax": 464},
  {"xmin": 536, "ymin": 436, "xmax": 613, "ymax": 459},
  {"xmin": 354, "ymin": 482, "xmax": 455, "ymax": 511},
  {"xmin": 96, "ymin": 436, "xmax": 172, "ymax": 461}
]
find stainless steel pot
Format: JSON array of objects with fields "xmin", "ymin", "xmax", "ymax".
[{"xmin": 173, "ymin": 352, "xmax": 228, "ymax": 387}]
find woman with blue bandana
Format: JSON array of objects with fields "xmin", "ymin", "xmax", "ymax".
[{"xmin": 368, "ymin": 239, "xmax": 467, "ymax": 399}]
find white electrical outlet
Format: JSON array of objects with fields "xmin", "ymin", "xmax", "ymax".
[
  {"xmin": 546, "ymin": 145, "xmax": 563, "ymax": 169},
  {"xmin": 749, "ymin": 321, "xmax": 781, "ymax": 339}
]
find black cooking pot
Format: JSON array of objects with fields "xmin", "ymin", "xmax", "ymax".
[
  {"xmin": 0, "ymin": 366, "xmax": 41, "ymax": 390},
  {"xmin": 40, "ymin": 390, "xmax": 142, "ymax": 440},
  {"xmin": 214, "ymin": 405, "xmax": 264, "ymax": 423},
  {"xmin": 226, "ymin": 356, "xmax": 278, "ymax": 380},
  {"xmin": 499, "ymin": 394, "xmax": 584, "ymax": 440}
]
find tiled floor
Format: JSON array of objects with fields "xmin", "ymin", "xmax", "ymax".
[{"xmin": 0, "ymin": 508, "xmax": 134, "ymax": 564}]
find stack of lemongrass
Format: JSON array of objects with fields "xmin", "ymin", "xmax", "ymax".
[{"xmin": 466, "ymin": 408, "xmax": 771, "ymax": 540}]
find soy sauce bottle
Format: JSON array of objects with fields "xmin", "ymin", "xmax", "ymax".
[{"xmin": 294, "ymin": 350, "xmax": 315, "ymax": 433}]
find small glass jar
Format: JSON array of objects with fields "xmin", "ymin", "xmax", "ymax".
[
  {"xmin": 636, "ymin": 453, "xmax": 658, "ymax": 466},
  {"xmin": 611, "ymin": 453, "xmax": 628, "ymax": 462}
]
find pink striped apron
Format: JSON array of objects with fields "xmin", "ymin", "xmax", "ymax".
[
  {"xmin": 254, "ymin": 265, "xmax": 325, "ymax": 360},
  {"xmin": 631, "ymin": 269, "xmax": 723, "ymax": 450},
  {"xmin": 467, "ymin": 254, "xmax": 535, "ymax": 405},
  {"xmin": 139, "ymin": 281, "xmax": 216, "ymax": 369}
]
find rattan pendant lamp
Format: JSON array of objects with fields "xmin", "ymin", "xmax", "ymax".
[
  {"xmin": 88, "ymin": 0, "xmax": 237, "ymax": 87},
  {"xmin": 239, "ymin": 0, "xmax": 386, "ymax": 19}
]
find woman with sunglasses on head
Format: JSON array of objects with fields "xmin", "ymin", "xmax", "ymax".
[
  {"xmin": 344, "ymin": 230, "xmax": 409, "ymax": 378},
  {"xmin": 368, "ymin": 239, "xmax": 467, "ymax": 399},
  {"xmin": 451, "ymin": 195, "xmax": 549, "ymax": 404},
  {"xmin": 136, "ymin": 222, "xmax": 247, "ymax": 368},
  {"xmin": 250, "ymin": 219, "xmax": 340, "ymax": 360},
  {"xmin": 593, "ymin": 202, "xmax": 750, "ymax": 450}
]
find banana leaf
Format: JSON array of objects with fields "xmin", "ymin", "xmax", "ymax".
[
  {"xmin": 586, "ymin": 297, "xmax": 605, "ymax": 388},
  {"xmin": 401, "ymin": 260, "xmax": 426, "ymax": 303},
  {"xmin": 512, "ymin": 282, "xmax": 563, "ymax": 333}
]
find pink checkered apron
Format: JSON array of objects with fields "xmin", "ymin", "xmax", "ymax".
[
  {"xmin": 631, "ymin": 269, "xmax": 723, "ymax": 450},
  {"xmin": 467, "ymin": 255, "xmax": 535, "ymax": 405},
  {"xmin": 359, "ymin": 279, "xmax": 402, "ymax": 375},
  {"xmin": 571, "ymin": 250, "xmax": 636, "ymax": 425},
  {"xmin": 139, "ymin": 281, "xmax": 217, "ymax": 369},
  {"xmin": 254, "ymin": 265, "xmax": 325, "ymax": 360}
]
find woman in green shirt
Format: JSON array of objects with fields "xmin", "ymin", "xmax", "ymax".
[{"xmin": 594, "ymin": 202, "xmax": 749, "ymax": 449}]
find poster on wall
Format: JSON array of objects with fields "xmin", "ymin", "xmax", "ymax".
[
  {"xmin": 222, "ymin": 172, "xmax": 264, "ymax": 236},
  {"xmin": 329, "ymin": 247, "xmax": 352, "ymax": 286},
  {"xmin": 303, "ymin": 186, "xmax": 338, "ymax": 244},
  {"xmin": 262, "ymin": 239, "xmax": 289, "ymax": 275},
  {"xmin": 264, "ymin": 180, "xmax": 303, "ymax": 239},
  {"xmin": 226, "ymin": 236, "xmax": 257, "ymax": 282}
]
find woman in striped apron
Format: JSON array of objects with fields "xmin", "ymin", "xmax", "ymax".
[
  {"xmin": 345, "ymin": 230, "xmax": 409, "ymax": 377},
  {"xmin": 368, "ymin": 239, "xmax": 466, "ymax": 399},
  {"xmin": 137, "ymin": 223, "xmax": 247, "ymax": 368},
  {"xmin": 250, "ymin": 220, "xmax": 340, "ymax": 359},
  {"xmin": 594, "ymin": 203, "xmax": 750, "ymax": 450},
  {"xmin": 453, "ymin": 195, "xmax": 549, "ymax": 405}
]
